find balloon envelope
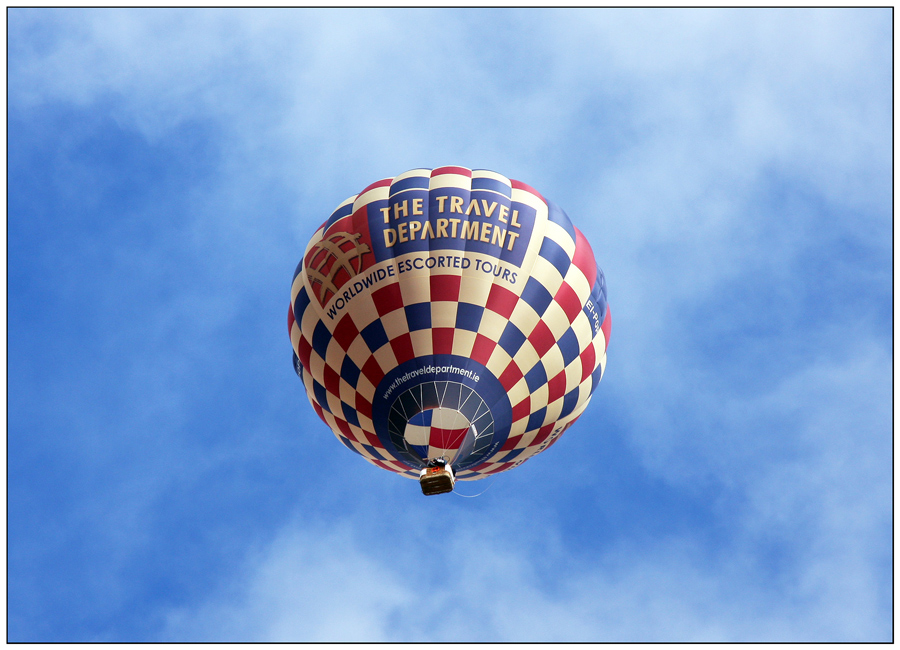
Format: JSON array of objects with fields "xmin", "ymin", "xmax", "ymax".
[{"xmin": 289, "ymin": 166, "xmax": 610, "ymax": 481}]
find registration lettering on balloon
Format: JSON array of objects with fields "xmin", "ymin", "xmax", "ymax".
[{"xmin": 289, "ymin": 166, "xmax": 610, "ymax": 487}]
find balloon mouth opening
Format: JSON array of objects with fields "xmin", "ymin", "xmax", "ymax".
[
  {"xmin": 386, "ymin": 379, "xmax": 496, "ymax": 470},
  {"xmin": 403, "ymin": 407, "xmax": 477, "ymax": 464}
]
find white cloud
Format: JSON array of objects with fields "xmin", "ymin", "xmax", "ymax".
[
  {"xmin": 164, "ymin": 461, "xmax": 891, "ymax": 642},
  {"xmin": 162, "ymin": 523, "xmax": 415, "ymax": 642},
  {"xmin": 11, "ymin": 9, "xmax": 889, "ymax": 215}
]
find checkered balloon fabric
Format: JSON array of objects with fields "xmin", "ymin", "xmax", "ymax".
[{"xmin": 289, "ymin": 167, "xmax": 610, "ymax": 481}]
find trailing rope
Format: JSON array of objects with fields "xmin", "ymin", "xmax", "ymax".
[{"xmin": 452, "ymin": 477, "xmax": 495, "ymax": 498}]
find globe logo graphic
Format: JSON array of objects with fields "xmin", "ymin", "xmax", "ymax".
[{"xmin": 306, "ymin": 231, "xmax": 371, "ymax": 303}]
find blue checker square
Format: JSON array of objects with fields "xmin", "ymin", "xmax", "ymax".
[
  {"xmin": 404, "ymin": 302, "xmax": 432, "ymax": 331},
  {"xmin": 471, "ymin": 177, "xmax": 512, "ymax": 197},
  {"xmin": 584, "ymin": 276, "xmax": 607, "ymax": 335},
  {"xmin": 412, "ymin": 410, "xmax": 433, "ymax": 425},
  {"xmin": 524, "ymin": 361, "xmax": 548, "ymax": 392},
  {"xmin": 340, "ymin": 356, "xmax": 361, "ymax": 388},
  {"xmin": 498, "ymin": 322, "xmax": 527, "ymax": 356},
  {"xmin": 497, "ymin": 447, "xmax": 525, "ymax": 463},
  {"xmin": 312, "ymin": 380, "xmax": 331, "ymax": 413},
  {"xmin": 521, "ymin": 276, "xmax": 554, "ymax": 316},
  {"xmin": 293, "ymin": 286, "xmax": 311, "ymax": 319},
  {"xmin": 339, "ymin": 435, "xmax": 360, "ymax": 454},
  {"xmin": 547, "ymin": 201, "xmax": 576, "ymax": 242},
  {"xmin": 455, "ymin": 302, "xmax": 484, "ymax": 332},
  {"xmin": 390, "ymin": 175, "xmax": 430, "ymax": 193},
  {"xmin": 526, "ymin": 406, "xmax": 547, "ymax": 432},
  {"xmin": 594, "ymin": 270, "xmax": 608, "ymax": 320},
  {"xmin": 361, "ymin": 319, "xmax": 389, "ymax": 352},
  {"xmin": 538, "ymin": 237, "xmax": 572, "ymax": 278},
  {"xmin": 557, "ymin": 327, "xmax": 581, "ymax": 366},
  {"xmin": 312, "ymin": 320, "xmax": 332, "ymax": 359},
  {"xmin": 560, "ymin": 387, "xmax": 580, "ymax": 419},
  {"xmin": 342, "ymin": 402, "xmax": 360, "ymax": 427},
  {"xmin": 591, "ymin": 363, "xmax": 604, "ymax": 392},
  {"xmin": 362, "ymin": 444, "xmax": 386, "ymax": 460}
]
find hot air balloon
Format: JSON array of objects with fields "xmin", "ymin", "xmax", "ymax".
[{"xmin": 289, "ymin": 167, "xmax": 610, "ymax": 495}]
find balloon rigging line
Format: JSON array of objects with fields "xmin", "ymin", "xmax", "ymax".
[{"xmin": 452, "ymin": 478, "xmax": 495, "ymax": 498}]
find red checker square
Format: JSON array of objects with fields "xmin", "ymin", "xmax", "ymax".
[
  {"xmin": 355, "ymin": 393, "xmax": 373, "ymax": 419},
  {"xmin": 470, "ymin": 333, "xmax": 497, "ymax": 365},
  {"xmin": 335, "ymin": 417, "xmax": 352, "ymax": 438},
  {"xmin": 287, "ymin": 304, "xmax": 295, "ymax": 336},
  {"xmin": 511, "ymin": 396, "xmax": 531, "ymax": 422},
  {"xmin": 498, "ymin": 361, "xmax": 524, "ymax": 390},
  {"xmin": 486, "ymin": 284, "xmax": 518, "ymax": 319},
  {"xmin": 429, "ymin": 427, "xmax": 469, "ymax": 448},
  {"xmin": 297, "ymin": 337, "xmax": 313, "ymax": 372},
  {"xmin": 546, "ymin": 420, "xmax": 576, "ymax": 450},
  {"xmin": 433, "ymin": 166, "xmax": 472, "ymax": 178},
  {"xmin": 528, "ymin": 320, "xmax": 556, "ymax": 357},
  {"xmin": 349, "ymin": 207, "xmax": 374, "ymax": 245},
  {"xmin": 361, "ymin": 356, "xmax": 385, "ymax": 387},
  {"xmin": 601, "ymin": 305, "xmax": 612, "ymax": 351},
  {"xmin": 311, "ymin": 400, "xmax": 326, "ymax": 422},
  {"xmin": 432, "ymin": 328, "xmax": 455, "ymax": 355},
  {"xmin": 372, "ymin": 459, "xmax": 395, "ymax": 472},
  {"xmin": 390, "ymin": 332, "xmax": 415, "ymax": 365},
  {"xmin": 304, "ymin": 245, "xmax": 326, "ymax": 276},
  {"xmin": 372, "ymin": 282, "xmax": 405, "ymax": 316},
  {"xmin": 323, "ymin": 364, "xmax": 341, "ymax": 396},
  {"xmin": 484, "ymin": 462, "xmax": 513, "ymax": 475},
  {"xmin": 510, "ymin": 179, "xmax": 545, "ymax": 203},
  {"xmin": 359, "ymin": 178, "xmax": 393, "ymax": 195},
  {"xmin": 501, "ymin": 434, "xmax": 523, "ymax": 451},
  {"xmin": 547, "ymin": 370, "xmax": 567, "ymax": 403},
  {"xmin": 544, "ymin": 429, "xmax": 567, "ymax": 451},
  {"xmin": 530, "ymin": 423, "xmax": 556, "ymax": 447},
  {"xmin": 554, "ymin": 282, "xmax": 583, "ymax": 324},
  {"xmin": 333, "ymin": 314, "xmax": 360, "ymax": 351},
  {"xmin": 580, "ymin": 343, "xmax": 596, "ymax": 383},
  {"xmin": 364, "ymin": 430, "xmax": 382, "ymax": 448},
  {"xmin": 330, "ymin": 266, "xmax": 353, "ymax": 294},
  {"xmin": 430, "ymin": 274, "xmax": 461, "ymax": 302},
  {"xmin": 467, "ymin": 461, "xmax": 492, "ymax": 473},
  {"xmin": 572, "ymin": 228, "xmax": 597, "ymax": 285}
]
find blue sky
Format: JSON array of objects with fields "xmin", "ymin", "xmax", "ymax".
[{"xmin": 7, "ymin": 7, "xmax": 892, "ymax": 642}]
